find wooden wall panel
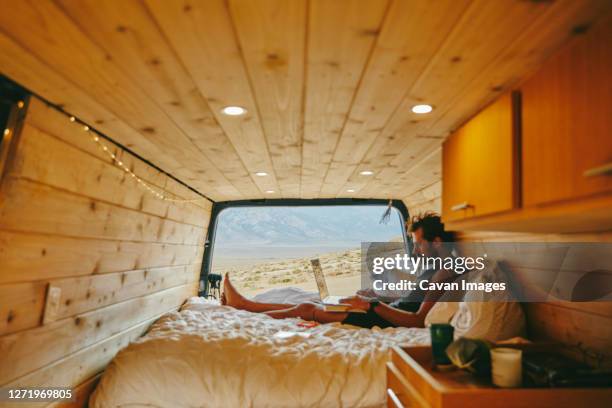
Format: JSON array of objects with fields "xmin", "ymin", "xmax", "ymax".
[
  {"xmin": 24, "ymin": 99, "xmax": 209, "ymax": 206},
  {"xmin": 0, "ymin": 231, "xmax": 203, "ymax": 284},
  {"xmin": 524, "ymin": 302, "xmax": 612, "ymax": 360},
  {"xmin": 51, "ymin": 375, "xmax": 101, "ymax": 408},
  {"xmin": 300, "ymin": 0, "xmax": 388, "ymax": 198},
  {"xmin": 402, "ymin": 181, "xmax": 442, "ymax": 218},
  {"xmin": 0, "ymin": 282, "xmax": 46, "ymax": 336},
  {"xmin": 11, "ymin": 124, "xmax": 208, "ymax": 227},
  {"xmin": 228, "ymin": 0, "xmax": 307, "ymax": 197},
  {"xmin": 458, "ymin": 230, "xmax": 612, "ymax": 366},
  {"xmin": 57, "ymin": 0, "xmax": 261, "ymax": 199},
  {"xmin": 5, "ymin": 317, "xmax": 156, "ymax": 389},
  {"xmin": 0, "ymin": 179, "xmax": 203, "ymax": 245},
  {"xmin": 0, "ymin": 31, "xmax": 185, "ymax": 184},
  {"xmin": 144, "ymin": 0, "xmax": 280, "ymax": 196},
  {"xmin": 49, "ymin": 264, "xmax": 200, "ymax": 321},
  {"xmin": 349, "ymin": 0, "xmax": 610, "ymax": 200},
  {"xmin": 0, "ymin": 97, "xmax": 210, "ymax": 404},
  {"xmin": 1, "ymin": 1, "xmax": 608, "ymax": 201},
  {"xmin": 0, "ymin": 284, "xmax": 194, "ymax": 384},
  {"xmin": 0, "ymin": 0, "xmax": 239, "ymax": 199},
  {"xmin": 320, "ymin": 0, "xmax": 469, "ymax": 198}
]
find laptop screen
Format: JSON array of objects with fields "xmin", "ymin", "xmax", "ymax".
[{"xmin": 311, "ymin": 259, "xmax": 329, "ymax": 299}]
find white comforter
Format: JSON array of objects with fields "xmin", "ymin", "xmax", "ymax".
[{"xmin": 90, "ymin": 297, "xmax": 430, "ymax": 408}]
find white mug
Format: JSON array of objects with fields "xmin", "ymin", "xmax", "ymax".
[{"xmin": 491, "ymin": 348, "xmax": 522, "ymax": 388}]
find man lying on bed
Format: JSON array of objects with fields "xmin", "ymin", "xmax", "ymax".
[{"xmin": 222, "ymin": 213, "xmax": 457, "ymax": 329}]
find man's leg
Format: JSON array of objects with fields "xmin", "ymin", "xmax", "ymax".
[
  {"xmin": 265, "ymin": 302, "xmax": 347, "ymax": 324},
  {"xmin": 223, "ymin": 273, "xmax": 297, "ymax": 313},
  {"xmin": 223, "ymin": 274, "xmax": 348, "ymax": 324}
]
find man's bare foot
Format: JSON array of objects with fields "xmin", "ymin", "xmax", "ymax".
[{"xmin": 223, "ymin": 273, "xmax": 250, "ymax": 310}]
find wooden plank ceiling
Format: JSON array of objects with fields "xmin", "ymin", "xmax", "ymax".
[{"xmin": 0, "ymin": 0, "xmax": 609, "ymax": 202}]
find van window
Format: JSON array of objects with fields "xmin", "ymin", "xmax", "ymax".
[{"xmin": 211, "ymin": 205, "xmax": 405, "ymax": 297}]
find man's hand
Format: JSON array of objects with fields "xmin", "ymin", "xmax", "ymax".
[
  {"xmin": 339, "ymin": 295, "xmax": 371, "ymax": 311},
  {"xmin": 356, "ymin": 288, "xmax": 376, "ymax": 298}
]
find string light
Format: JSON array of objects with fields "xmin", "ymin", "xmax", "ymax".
[{"xmin": 62, "ymin": 109, "xmax": 208, "ymax": 204}]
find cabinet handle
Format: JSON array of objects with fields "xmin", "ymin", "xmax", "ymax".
[
  {"xmin": 451, "ymin": 202, "xmax": 471, "ymax": 211},
  {"xmin": 583, "ymin": 162, "xmax": 612, "ymax": 178},
  {"xmin": 387, "ymin": 388, "xmax": 405, "ymax": 408}
]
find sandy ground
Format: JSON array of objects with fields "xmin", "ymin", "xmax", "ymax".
[{"xmin": 213, "ymin": 248, "xmax": 362, "ymax": 297}]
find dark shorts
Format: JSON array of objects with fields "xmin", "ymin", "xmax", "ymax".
[
  {"xmin": 341, "ymin": 296, "xmax": 424, "ymax": 329},
  {"xmin": 342, "ymin": 308, "xmax": 394, "ymax": 329}
]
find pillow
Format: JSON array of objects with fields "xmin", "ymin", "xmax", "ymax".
[
  {"xmin": 451, "ymin": 262, "xmax": 526, "ymax": 342},
  {"xmin": 451, "ymin": 301, "xmax": 525, "ymax": 342}
]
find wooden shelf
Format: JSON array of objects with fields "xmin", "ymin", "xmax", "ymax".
[
  {"xmin": 444, "ymin": 193, "xmax": 612, "ymax": 233},
  {"xmin": 387, "ymin": 346, "xmax": 612, "ymax": 408}
]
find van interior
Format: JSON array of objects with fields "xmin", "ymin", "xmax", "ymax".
[{"xmin": 0, "ymin": 1, "xmax": 611, "ymax": 407}]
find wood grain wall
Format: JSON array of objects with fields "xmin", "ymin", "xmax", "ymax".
[
  {"xmin": 402, "ymin": 180, "xmax": 441, "ymax": 218},
  {"xmin": 2, "ymin": 1, "xmax": 608, "ymax": 200},
  {"xmin": 0, "ymin": 97, "xmax": 211, "ymax": 406},
  {"xmin": 458, "ymin": 230, "xmax": 612, "ymax": 367}
]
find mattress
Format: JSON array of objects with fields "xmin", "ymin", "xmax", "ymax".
[{"xmin": 90, "ymin": 296, "xmax": 430, "ymax": 408}]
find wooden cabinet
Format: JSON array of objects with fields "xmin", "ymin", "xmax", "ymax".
[
  {"xmin": 440, "ymin": 18, "xmax": 612, "ymax": 233},
  {"xmin": 386, "ymin": 346, "xmax": 612, "ymax": 408},
  {"xmin": 442, "ymin": 92, "xmax": 519, "ymax": 222},
  {"xmin": 522, "ymin": 20, "xmax": 612, "ymax": 207}
]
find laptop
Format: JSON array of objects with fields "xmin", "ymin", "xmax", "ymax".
[{"xmin": 310, "ymin": 259, "xmax": 366, "ymax": 313}]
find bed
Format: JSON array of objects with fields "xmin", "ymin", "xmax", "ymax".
[
  {"xmin": 90, "ymin": 269, "xmax": 525, "ymax": 408},
  {"xmin": 89, "ymin": 295, "xmax": 431, "ymax": 408}
]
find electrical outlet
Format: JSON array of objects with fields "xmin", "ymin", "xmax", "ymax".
[{"xmin": 43, "ymin": 285, "xmax": 62, "ymax": 324}]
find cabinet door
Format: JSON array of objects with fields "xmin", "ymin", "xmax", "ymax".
[
  {"xmin": 442, "ymin": 93, "xmax": 518, "ymax": 222},
  {"xmin": 522, "ymin": 21, "xmax": 612, "ymax": 207}
]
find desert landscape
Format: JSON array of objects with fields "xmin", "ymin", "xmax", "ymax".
[
  {"xmin": 210, "ymin": 205, "xmax": 405, "ymax": 298},
  {"xmin": 213, "ymin": 247, "xmax": 362, "ymax": 297}
]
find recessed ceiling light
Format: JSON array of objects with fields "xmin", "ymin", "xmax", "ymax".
[
  {"xmin": 265, "ymin": 190, "xmax": 275, "ymax": 194},
  {"xmin": 411, "ymin": 104, "xmax": 433, "ymax": 114},
  {"xmin": 221, "ymin": 106, "xmax": 247, "ymax": 116},
  {"xmin": 359, "ymin": 170, "xmax": 374, "ymax": 176},
  {"xmin": 255, "ymin": 171, "xmax": 268, "ymax": 177},
  {"xmin": 347, "ymin": 189, "xmax": 356, "ymax": 193}
]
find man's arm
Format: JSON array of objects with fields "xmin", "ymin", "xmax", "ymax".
[
  {"xmin": 371, "ymin": 268, "xmax": 459, "ymax": 328},
  {"xmin": 356, "ymin": 288, "xmax": 396, "ymax": 303},
  {"xmin": 338, "ymin": 295, "xmax": 435, "ymax": 328}
]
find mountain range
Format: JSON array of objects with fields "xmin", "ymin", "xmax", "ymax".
[{"xmin": 214, "ymin": 205, "xmax": 404, "ymax": 247}]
